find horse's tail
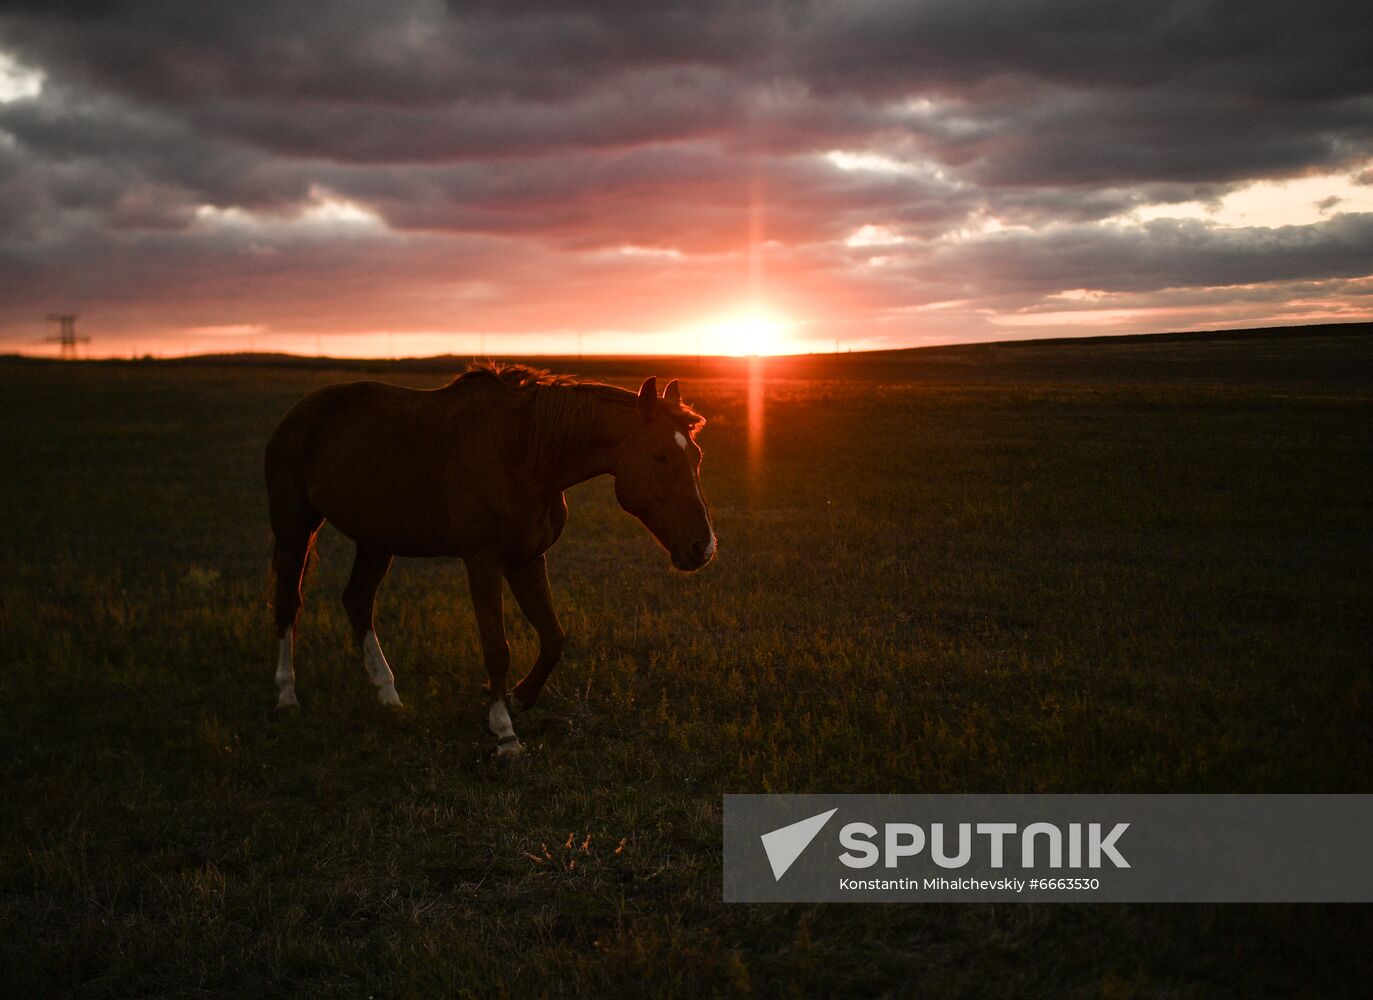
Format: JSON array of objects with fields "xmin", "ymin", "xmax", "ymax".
[
  {"xmin": 264, "ymin": 530, "xmax": 319, "ymax": 609},
  {"xmin": 264, "ymin": 410, "xmax": 323, "ymax": 631}
]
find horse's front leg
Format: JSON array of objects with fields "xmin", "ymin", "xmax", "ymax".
[
  {"xmin": 505, "ymin": 554, "xmax": 566, "ymax": 712},
  {"xmin": 342, "ymin": 545, "xmax": 401, "ymax": 706},
  {"xmin": 464, "ymin": 549, "xmax": 524, "ymax": 760}
]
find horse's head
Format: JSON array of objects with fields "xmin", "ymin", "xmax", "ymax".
[{"xmin": 614, "ymin": 377, "xmax": 716, "ymax": 572}]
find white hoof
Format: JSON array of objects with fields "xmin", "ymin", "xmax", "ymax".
[
  {"xmin": 493, "ymin": 737, "xmax": 526, "ymax": 761},
  {"xmin": 377, "ymin": 685, "xmax": 403, "ymax": 707},
  {"xmin": 277, "ymin": 688, "xmax": 299, "ymax": 708}
]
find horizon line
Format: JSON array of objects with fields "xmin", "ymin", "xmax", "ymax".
[{"xmin": 4, "ymin": 318, "xmax": 1369, "ymax": 365}]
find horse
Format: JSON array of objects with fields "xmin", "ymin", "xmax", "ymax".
[{"xmin": 264, "ymin": 362, "xmax": 715, "ymax": 759}]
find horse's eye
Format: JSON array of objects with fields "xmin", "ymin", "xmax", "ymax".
[{"xmin": 654, "ymin": 453, "xmax": 669, "ymax": 464}]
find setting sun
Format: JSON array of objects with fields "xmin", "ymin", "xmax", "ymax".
[{"xmin": 693, "ymin": 306, "xmax": 795, "ymax": 356}]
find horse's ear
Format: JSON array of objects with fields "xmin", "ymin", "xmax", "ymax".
[
  {"xmin": 663, "ymin": 379, "xmax": 680, "ymax": 406},
  {"xmin": 637, "ymin": 376, "xmax": 658, "ymax": 420}
]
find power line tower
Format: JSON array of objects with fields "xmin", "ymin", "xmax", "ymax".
[{"xmin": 45, "ymin": 314, "xmax": 89, "ymax": 360}]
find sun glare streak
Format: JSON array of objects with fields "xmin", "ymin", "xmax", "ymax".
[
  {"xmin": 747, "ymin": 353, "xmax": 765, "ymax": 500},
  {"xmin": 746, "ymin": 160, "xmax": 768, "ymax": 499}
]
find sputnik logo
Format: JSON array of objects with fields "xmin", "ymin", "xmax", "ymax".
[{"xmin": 760, "ymin": 807, "xmax": 839, "ymax": 880}]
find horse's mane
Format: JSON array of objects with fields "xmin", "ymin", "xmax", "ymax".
[
  {"xmin": 450, "ymin": 360, "xmax": 705, "ymax": 435},
  {"xmin": 450, "ymin": 361, "xmax": 582, "ymax": 391}
]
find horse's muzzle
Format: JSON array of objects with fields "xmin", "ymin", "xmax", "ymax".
[{"xmin": 671, "ymin": 534, "xmax": 717, "ymax": 572}]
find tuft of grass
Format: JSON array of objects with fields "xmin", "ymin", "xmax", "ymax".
[{"xmin": 1, "ymin": 337, "xmax": 1370, "ymax": 997}]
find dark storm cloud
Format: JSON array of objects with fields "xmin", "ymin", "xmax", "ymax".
[
  {"xmin": 0, "ymin": 1, "xmax": 781, "ymax": 105},
  {"xmin": 6, "ymin": 1, "xmax": 1370, "ymax": 176},
  {"xmin": 1, "ymin": 0, "xmax": 1372, "ymax": 347},
  {"xmin": 794, "ymin": 0, "xmax": 1373, "ymax": 103},
  {"xmin": 10, "ymin": 1, "xmax": 1370, "ymax": 104},
  {"xmin": 902, "ymin": 215, "xmax": 1373, "ymax": 299},
  {"xmin": 906, "ymin": 87, "xmax": 1373, "ymax": 189},
  {"xmin": 349, "ymin": 145, "xmax": 974, "ymax": 251},
  {"xmin": 0, "ymin": 88, "xmax": 297, "ymax": 238}
]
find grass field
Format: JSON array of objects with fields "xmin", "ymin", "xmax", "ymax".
[{"xmin": 2, "ymin": 329, "xmax": 1371, "ymax": 997}]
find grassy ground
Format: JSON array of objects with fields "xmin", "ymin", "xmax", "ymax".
[{"xmin": 1, "ymin": 331, "xmax": 1370, "ymax": 997}]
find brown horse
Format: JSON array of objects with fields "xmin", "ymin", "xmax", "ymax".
[{"xmin": 265, "ymin": 363, "xmax": 715, "ymax": 758}]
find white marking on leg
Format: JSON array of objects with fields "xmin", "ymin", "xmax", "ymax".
[
  {"xmin": 488, "ymin": 699, "xmax": 525, "ymax": 758},
  {"xmin": 275, "ymin": 629, "xmax": 298, "ymax": 707},
  {"xmin": 363, "ymin": 630, "xmax": 402, "ymax": 706},
  {"xmin": 488, "ymin": 699, "xmax": 515, "ymax": 739},
  {"xmin": 674, "ymin": 431, "xmax": 688, "ymax": 450}
]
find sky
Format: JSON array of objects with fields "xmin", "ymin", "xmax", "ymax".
[{"xmin": 2, "ymin": 1, "xmax": 1373, "ymax": 358}]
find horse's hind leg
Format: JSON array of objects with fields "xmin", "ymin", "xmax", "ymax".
[
  {"xmin": 342, "ymin": 546, "xmax": 400, "ymax": 706},
  {"xmin": 271, "ymin": 517, "xmax": 321, "ymax": 707},
  {"xmin": 506, "ymin": 554, "xmax": 566, "ymax": 712},
  {"xmin": 464, "ymin": 550, "xmax": 524, "ymax": 760}
]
